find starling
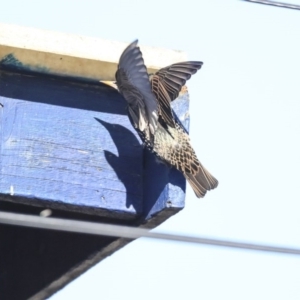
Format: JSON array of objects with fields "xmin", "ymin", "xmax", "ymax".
[{"xmin": 115, "ymin": 40, "xmax": 218, "ymax": 198}]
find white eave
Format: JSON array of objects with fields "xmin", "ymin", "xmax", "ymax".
[{"xmin": 0, "ymin": 23, "xmax": 187, "ymax": 81}]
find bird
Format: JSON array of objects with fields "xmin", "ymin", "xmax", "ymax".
[{"xmin": 114, "ymin": 40, "xmax": 218, "ymax": 198}]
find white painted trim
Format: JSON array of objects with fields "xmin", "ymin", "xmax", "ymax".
[{"xmin": 0, "ymin": 23, "xmax": 187, "ymax": 81}]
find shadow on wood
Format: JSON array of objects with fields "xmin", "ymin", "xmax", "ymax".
[{"xmin": 0, "ymin": 69, "xmax": 187, "ymax": 299}]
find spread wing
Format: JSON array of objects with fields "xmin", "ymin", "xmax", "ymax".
[
  {"xmin": 151, "ymin": 61, "xmax": 203, "ymax": 127},
  {"xmin": 116, "ymin": 40, "xmax": 158, "ymax": 134}
]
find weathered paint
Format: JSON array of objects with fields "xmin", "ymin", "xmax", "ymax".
[
  {"xmin": 0, "ymin": 69, "xmax": 189, "ymax": 299},
  {"xmin": 1, "ymin": 53, "xmax": 50, "ymax": 74},
  {"xmin": 0, "ymin": 24, "xmax": 191, "ymax": 299},
  {"xmin": 0, "ymin": 71, "xmax": 142, "ymax": 218},
  {"xmin": 0, "ymin": 69, "xmax": 188, "ymax": 220}
]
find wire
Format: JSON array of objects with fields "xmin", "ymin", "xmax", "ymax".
[
  {"xmin": 0, "ymin": 211, "xmax": 300, "ymax": 256},
  {"xmin": 244, "ymin": 0, "xmax": 300, "ymax": 10}
]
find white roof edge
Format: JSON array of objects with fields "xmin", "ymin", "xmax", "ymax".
[{"xmin": 0, "ymin": 23, "xmax": 187, "ymax": 81}]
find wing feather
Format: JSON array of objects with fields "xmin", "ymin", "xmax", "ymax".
[
  {"xmin": 116, "ymin": 40, "xmax": 158, "ymax": 134},
  {"xmin": 151, "ymin": 61, "xmax": 203, "ymax": 127}
]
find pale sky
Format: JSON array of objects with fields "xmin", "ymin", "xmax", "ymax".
[{"xmin": 2, "ymin": 1, "xmax": 300, "ymax": 299}]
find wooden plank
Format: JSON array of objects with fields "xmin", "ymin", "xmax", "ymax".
[
  {"xmin": 0, "ymin": 69, "xmax": 188, "ymax": 220},
  {"xmin": 0, "ymin": 69, "xmax": 188, "ymax": 299},
  {"xmin": 0, "ymin": 24, "xmax": 190, "ymax": 299},
  {"xmin": 0, "ymin": 23, "xmax": 187, "ymax": 81},
  {"xmin": 0, "ymin": 70, "xmax": 143, "ymax": 219}
]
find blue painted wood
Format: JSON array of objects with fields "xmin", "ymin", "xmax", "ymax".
[
  {"xmin": 0, "ymin": 69, "xmax": 189, "ymax": 299},
  {"xmin": 0, "ymin": 70, "xmax": 187, "ymax": 220},
  {"xmin": 0, "ymin": 71, "xmax": 144, "ymax": 219}
]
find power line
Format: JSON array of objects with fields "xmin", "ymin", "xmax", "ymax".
[
  {"xmin": 0, "ymin": 211, "xmax": 300, "ymax": 255},
  {"xmin": 244, "ymin": 0, "xmax": 300, "ymax": 10}
]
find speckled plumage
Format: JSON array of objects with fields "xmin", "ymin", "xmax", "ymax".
[{"xmin": 115, "ymin": 40, "xmax": 218, "ymax": 198}]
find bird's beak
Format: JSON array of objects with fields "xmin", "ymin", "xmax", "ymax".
[{"xmin": 100, "ymin": 80, "xmax": 119, "ymax": 90}]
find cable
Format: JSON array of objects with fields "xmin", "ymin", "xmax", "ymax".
[
  {"xmin": 244, "ymin": 0, "xmax": 300, "ymax": 10},
  {"xmin": 0, "ymin": 211, "xmax": 300, "ymax": 255}
]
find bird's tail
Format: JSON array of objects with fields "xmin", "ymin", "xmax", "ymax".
[{"xmin": 184, "ymin": 163, "xmax": 218, "ymax": 198}]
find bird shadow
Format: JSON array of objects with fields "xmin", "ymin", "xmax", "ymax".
[
  {"xmin": 95, "ymin": 118, "xmax": 144, "ymax": 214},
  {"xmin": 0, "ymin": 68, "xmax": 185, "ymax": 218},
  {"xmin": 96, "ymin": 117, "xmax": 186, "ymax": 220}
]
